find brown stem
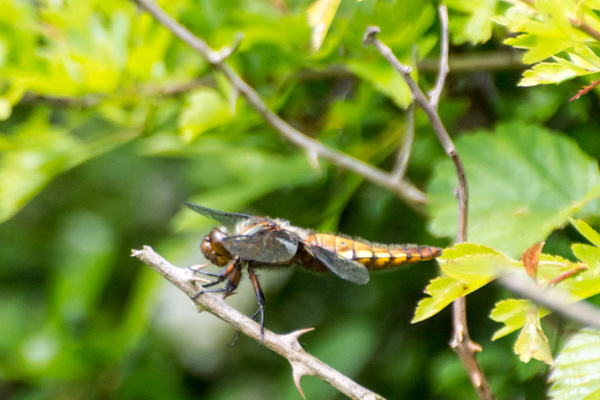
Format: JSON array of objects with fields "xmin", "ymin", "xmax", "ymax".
[{"xmin": 364, "ymin": 20, "xmax": 494, "ymax": 400}]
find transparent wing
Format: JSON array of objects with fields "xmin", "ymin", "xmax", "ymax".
[
  {"xmin": 224, "ymin": 228, "xmax": 299, "ymax": 263},
  {"xmin": 310, "ymin": 246, "xmax": 370, "ymax": 284},
  {"xmin": 185, "ymin": 202, "xmax": 257, "ymax": 228}
]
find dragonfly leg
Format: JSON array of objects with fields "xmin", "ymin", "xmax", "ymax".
[
  {"xmin": 247, "ymin": 262, "xmax": 266, "ymax": 345},
  {"xmin": 191, "ymin": 259, "xmax": 240, "ymax": 299}
]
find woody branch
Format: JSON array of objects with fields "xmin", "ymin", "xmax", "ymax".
[{"xmin": 131, "ymin": 246, "xmax": 385, "ymax": 400}]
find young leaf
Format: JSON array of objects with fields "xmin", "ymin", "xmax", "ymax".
[
  {"xmin": 513, "ymin": 308, "xmax": 553, "ymax": 364},
  {"xmin": 490, "ymin": 299, "xmax": 541, "ymax": 340},
  {"xmin": 549, "ymin": 329, "xmax": 600, "ymax": 400},
  {"xmin": 412, "ymin": 277, "xmax": 478, "ymax": 323}
]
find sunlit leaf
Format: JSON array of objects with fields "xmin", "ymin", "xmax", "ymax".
[
  {"xmin": 490, "ymin": 299, "xmax": 544, "ymax": 340},
  {"xmin": 570, "ymin": 218, "xmax": 600, "ymax": 249},
  {"xmin": 549, "ymin": 329, "xmax": 600, "ymax": 400},
  {"xmin": 497, "ymin": 0, "xmax": 600, "ymax": 88},
  {"xmin": 428, "ymin": 123, "xmax": 600, "ymax": 258},
  {"xmin": 446, "ymin": 0, "xmax": 498, "ymax": 45},
  {"xmin": 514, "ymin": 308, "xmax": 553, "ymax": 364},
  {"xmin": 571, "ymin": 244, "xmax": 600, "ymax": 274},
  {"xmin": 440, "ymin": 243, "xmax": 520, "ymax": 282},
  {"xmin": 306, "ymin": 0, "xmax": 341, "ymax": 51},
  {"xmin": 412, "ymin": 277, "xmax": 476, "ymax": 323},
  {"xmin": 178, "ymin": 88, "xmax": 234, "ymax": 142}
]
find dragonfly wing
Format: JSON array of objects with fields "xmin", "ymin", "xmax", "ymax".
[
  {"xmin": 185, "ymin": 202, "xmax": 257, "ymax": 228},
  {"xmin": 224, "ymin": 228, "xmax": 299, "ymax": 263},
  {"xmin": 310, "ymin": 246, "xmax": 370, "ymax": 284}
]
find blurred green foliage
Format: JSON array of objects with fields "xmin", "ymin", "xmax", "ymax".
[{"xmin": 2, "ymin": 0, "xmax": 600, "ymax": 399}]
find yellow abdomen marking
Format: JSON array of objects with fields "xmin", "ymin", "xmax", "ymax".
[{"xmin": 307, "ymin": 233, "xmax": 441, "ymax": 270}]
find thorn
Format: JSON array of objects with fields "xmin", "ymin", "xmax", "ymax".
[
  {"xmin": 288, "ymin": 327, "xmax": 315, "ymax": 341},
  {"xmin": 281, "ymin": 328, "xmax": 315, "ymax": 352},
  {"xmin": 189, "ymin": 264, "xmax": 211, "ymax": 272},
  {"xmin": 291, "ymin": 362, "xmax": 312, "ymax": 400},
  {"xmin": 306, "ymin": 148, "xmax": 321, "ymax": 172},
  {"xmin": 188, "ymin": 277, "xmax": 211, "ymax": 283}
]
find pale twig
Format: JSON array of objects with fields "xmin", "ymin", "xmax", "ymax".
[
  {"xmin": 390, "ymin": 104, "xmax": 414, "ymax": 183},
  {"xmin": 130, "ymin": 0, "xmax": 426, "ymax": 206},
  {"xmin": 428, "ymin": 5, "xmax": 449, "ymax": 109},
  {"xmin": 131, "ymin": 246, "xmax": 385, "ymax": 400},
  {"xmin": 363, "ymin": 25, "xmax": 495, "ymax": 400}
]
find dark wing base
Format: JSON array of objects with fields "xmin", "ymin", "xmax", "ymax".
[{"xmin": 223, "ymin": 228, "xmax": 299, "ymax": 263}]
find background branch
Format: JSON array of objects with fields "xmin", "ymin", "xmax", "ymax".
[
  {"xmin": 131, "ymin": 246, "xmax": 385, "ymax": 400},
  {"xmin": 499, "ymin": 272, "xmax": 600, "ymax": 329},
  {"xmin": 130, "ymin": 0, "xmax": 427, "ymax": 206}
]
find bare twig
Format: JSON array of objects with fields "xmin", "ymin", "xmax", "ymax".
[
  {"xmin": 132, "ymin": 246, "xmax": 385, "ymax": 400},
  {"xmin": 363, "ymin": 26, "xmax": 467, "ymax": 237},
  {"xmin": 364, "ymin": 25, "xmax": 495, "ymax": 400},
  {"xmin": 130, "ymin": 0, "xmax": 427, "ymax": 206},
  {"xmin": 428, "ymin": 5, "xmax": 449, "ymax": 109},
  {"xmin": 499, "ymin": 272, "xmax": 600, "ymax": 329},
  {"xmin": 390, "ymin": 104, "xmax": 414, "ymax": 182}
]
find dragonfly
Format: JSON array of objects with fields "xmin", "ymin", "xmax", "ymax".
[{"xmin": 185, "ymin": 202, "xmax": 442, "ymax": 342}]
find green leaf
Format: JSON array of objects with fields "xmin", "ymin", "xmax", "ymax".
[
  {"xmin": 412, "ymin": 277, "xmax": 473, "ymax": 323},
  {"xmin": 490, "ymin": 299, "xmax": 537, "ymax": 340},
  {"xmin": 0, "ymin": 111, "xmax": 139, "ymax": 223},
  {"xmin": 178, "ymin": 88, "xmax": 234, "ymax": 142},
  {"xmin": 439, "ymin": 243, "xmax": 520, "ymax": 282},
  {"xmin": 570, "ymin": 218, "xmax": 600, "ymax": 249},
  {"xmin": 513, "ymin": 309, "xmax": 553, "ymax": 364},
  {"xmin": 427, "ymin": 123, "xmax": 600, "ymax": 258},
  {"xmin": 414, "ymin": 243, "xmax": 522, "ymax": 322},
  {"xmin": 571, "ymin": 243, "xmax": 600, "ymax": 274},
  {"xmin": 446, "ymin": 0, "xmax": 498, "ymax": 45},
  {"xmin": 549, "ymin": 328, "xmax": 600, "ymax": 400},
  {"xmin": 497, "ymin": 0, "xmax": 600, "ymax": 87},
  {"xmin": 347, "ymin": 60, "xmax": 413, "ymax": 110}
]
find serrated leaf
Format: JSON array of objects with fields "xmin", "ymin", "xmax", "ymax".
[
  {"xmin": 440, "ymin": 248, "xmax": 519, "ymax": 283},
  {"xmin": 549, "ymin": 328, "xmax": 600, "ymax": 400},
  {"xmin": 514, "ymin": 309, "xmax": 553, "ymax": 364},
  {"xmin": 306, "ymin": 0, "xmax": 341, "ymax": 51},
  {"xmin": 519, "ymin": 62, "xmax": 579, "ymax": 86},
  {"xmin": 490, "ymin": 299, "xmax": 550, "ymax": 340},
  {"xmin": 427, "ymin": 123, "xmax": 600, "ymax": 259},
  {"xmin": 412, "ymin": 276, "xmax": 488, "ymax": 323},
  {"xmin": 570, "ymin": 218, "xmax": 600, "ymax": 248}
]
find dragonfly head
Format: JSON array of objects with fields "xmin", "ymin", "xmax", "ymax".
[{"xmin": 201, "ymin": 228, "xmax": 232, "ymax": 267}]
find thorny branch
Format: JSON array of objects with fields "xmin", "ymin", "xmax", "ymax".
[
  {"xmin": 131, "ymin": 246, "xmax": 385, "ymax": 400},
  {"xmin": 363, "ymin": 6, "xmax": 494, "ymax": 400},
  {"xmin": 130, "ymin": 0, "xmax": 426, "ymax": 206}
]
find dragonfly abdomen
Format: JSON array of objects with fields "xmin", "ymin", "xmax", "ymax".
[{"xmin": 308, "ymin": 233, "xmax": 442, "ymax": 270}]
